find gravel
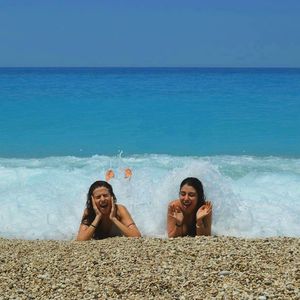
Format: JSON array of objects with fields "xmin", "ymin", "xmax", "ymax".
[{"xmin": 0, "ymin": 236, "xmax": 299, "ymax": 299}]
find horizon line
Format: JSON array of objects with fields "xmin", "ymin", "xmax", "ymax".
[{"xmin": 1, "ymin": 66, "xmax": 300, "ymax": 69}]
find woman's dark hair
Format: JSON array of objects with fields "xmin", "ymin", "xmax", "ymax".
[
  {"xmin": 180, "ymin": 177, "xmax": 206, "ymax": 236},
  {"xmin": 81, "ymin": 181, "xmax": 117, "ymax": 225}
]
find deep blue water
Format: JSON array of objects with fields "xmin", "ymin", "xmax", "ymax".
[{"xmin": 0, "ymin": 67, "xmax": 300, "ymax": 158}]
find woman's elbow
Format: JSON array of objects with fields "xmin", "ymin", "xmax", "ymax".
[
  {"xmin": 125, "ymin": 229, "xmax": 141, "ymax": 238},
  {"xmin": 202, "ymin": 229, "xmax": 211, "ymax": 236},
  {"xmin": 76, "ymin": 234, "xmax": 90, "ymax": 241},
  {"xmin": 167, "ymin": 230, "xmax": 176, "ymax": 238},
  {"xmin": 132, "ymin": 230, "xmax": 142, "ymax": 238}
]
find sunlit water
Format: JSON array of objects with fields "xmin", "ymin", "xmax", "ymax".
[
  {"xmin": 0, "ymin": 155, "xmax": 299, "ymax": 239},
  {"xmin": 0, "ymin": 68, "xmax": 299, "ymax": 239}
]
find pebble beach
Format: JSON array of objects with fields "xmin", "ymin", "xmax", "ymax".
[{"xmin": 0, "ymin": 236, "xmax": 299, "ymax": 300}]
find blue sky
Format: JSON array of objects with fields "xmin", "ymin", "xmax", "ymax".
[{"xmin": 0, "ymin": 0, "xmax": 299, "ymax": 67}]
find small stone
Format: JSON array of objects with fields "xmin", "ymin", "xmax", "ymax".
[
  {"xmin": 218, "ymin": 270, "xmax": 230, "ymax": 276},
  {"xmin": 258, "ymin": 296, "xmax": 267, "ymax": 300},
  {"xmin": 37, "ymin": 274, "xmax": 49, "ymax": 280}
]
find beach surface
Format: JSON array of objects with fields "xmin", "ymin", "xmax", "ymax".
[{"xmin": 0, "ymin": 237, "xmax": 299, "ymax": 299}]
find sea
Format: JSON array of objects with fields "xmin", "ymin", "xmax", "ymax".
[{"xmin": 0, "ymin": 67, "xmax": 299, "ymax": 240}]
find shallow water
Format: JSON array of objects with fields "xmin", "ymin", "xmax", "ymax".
[{"xmin": 0, "ymin": 154, "xmax": 299, "ymax": 239}]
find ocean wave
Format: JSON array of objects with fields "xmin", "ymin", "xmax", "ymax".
[{"xmin": 0, "ymin": 154, "xmax": 299, "ymax": 239}]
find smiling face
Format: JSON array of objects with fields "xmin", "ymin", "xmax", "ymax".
[
  {"xmin": 92, "ymin": 186, "xmax": 113, "ymax": 215},
  {"xmin": 179, "ymin": 184, "xmax": 198, "ymax": 213}
]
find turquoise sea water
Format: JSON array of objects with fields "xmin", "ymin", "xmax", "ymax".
[
  {"xmin": 0, "ymin": 68, "xmax": 299, "ymax": 239},
  {"xmin": 1, "ymin": 67, "xmax": 300, "ymax": 157}
]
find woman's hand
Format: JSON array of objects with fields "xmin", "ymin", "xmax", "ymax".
[
  {"xmin": 196, "ymin": 201, "xmax": 212, "ymax": 221},
  {"xmin": 168, "ymin": 204, "xmax": 184, "ymax": 226},
  {"xmin": 109, "ymin": 201, "xmax": 117, "ymax": 221},
  {"xmin": 91, "ymin": 196, "xmax": 102, "ymax": 217}
]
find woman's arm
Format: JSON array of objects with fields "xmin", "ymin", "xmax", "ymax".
[
  {"xmin": 76, "ymin": 196, "xmax": 103, "ymax": 241},
  {"xmin": 76, "ymin": 209, "xmax": 102, "ymax": 241},
  {"xmin": 76, "ymin": 215, "xmax": 102, "ymax": 241},
  {"xmin": 110, "ymin": 204, "xmax": 141, "ymax": 237},
  {"xmin": 167, "ymin": 202, "xmax": 184, "ymax": 238},
  {"xmin": 196, "ymin": 201, "xmax": 212, "ymax": 236}
]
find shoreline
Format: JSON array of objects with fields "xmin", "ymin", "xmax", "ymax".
[{"xmin": 0, "ymin": 236, "xmax": 299, "ymax": 299}]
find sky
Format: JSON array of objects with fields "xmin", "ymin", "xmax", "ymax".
[{"xmin": 0, "ymin": 0, "xmax": 299, "ymax": 67}]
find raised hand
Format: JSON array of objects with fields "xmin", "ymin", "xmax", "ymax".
[
  {"xmin": 168, "ymin": 204, "xmax": 184, "ymax": 226},
  {"xmin": 109, "ymin": 200, "xmax": 117, "ymax": 221},
  {"xmin": 196, "ymin": 201, "xmax": 212, "ymax": 221},
  {"xmin": 91, "ymin": 196, "xmax": 102, "ymax": 217}
]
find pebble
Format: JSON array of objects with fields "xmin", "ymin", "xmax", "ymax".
[
  {"xmin": 219, "ymin": 270, "xmax": 231, "ymax": 276},
  {"xmin": 0, "ymin": 236, "xmax": 299, "ymax": 299}
]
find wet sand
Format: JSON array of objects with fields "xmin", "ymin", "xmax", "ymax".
[{"xmin": 0, "ymin": 236, "xmax": 299, "ymax": 299}]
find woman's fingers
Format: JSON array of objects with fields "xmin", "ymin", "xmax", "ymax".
[
  {"xmin": 203, "ymin": 205, "xmax": 212, "ymax": 217},
  {"xmin": 91, "ymin": 196, "xmax": 101, "ymax": 215},
  {"xmin": 204, "ymin": 201, "xmax": 212, "ymax": 211},
  {"xmin": 168, "ymin": 205, "xmax": 176, "ymax": 217},
  {"xmin": 206, "ymin": 202, "xmax": 213, "ymax": 214},
  {"xmin": 175, "ymin": 206, "xmax": 181, "ymax": 213},
  {"xmin": 168, "ymin": 204, "xmax": 183, "ymax": 221},
  {"xmin": 91, "ymin": 196, "xmax": 96, "ymax": 208},
  {"xmin": 199, "ymin": 205, "xmax": 205, "ymax": 211},
  {"xmin": 109, "ymin": 201, "xmax": 118, "ymax": 221},
  {"xmin": 175, "ymin": 206, "xmax": 183, "ymax": 218}
]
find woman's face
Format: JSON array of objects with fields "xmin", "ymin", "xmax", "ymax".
[
  {"xmin": 92, "ymin": 186, "xmax": 113, "ymax": 215},
  {"xmin": 179, "ymin": 184, "xmax": 198, "ymax": 213}
]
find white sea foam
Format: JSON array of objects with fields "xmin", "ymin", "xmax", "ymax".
[{"xmin": 0, "ymin": 155, "xmax": 299, "ymax": 240}]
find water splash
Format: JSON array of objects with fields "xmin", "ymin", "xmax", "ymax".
[{"xmin": 0, "ymin": 154, "xmax": 299, "ymax": 239}]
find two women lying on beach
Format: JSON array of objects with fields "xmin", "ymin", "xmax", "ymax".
[{"xmin": 76, "ymin": 170, "xmax": 212, "ymax": 240}]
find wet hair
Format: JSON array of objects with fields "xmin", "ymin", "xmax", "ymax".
[
  {"xmin": 180, "ymin": 177, "xmax": 206, "ymax": 236},
  {"xmin": 81, "ymin": 181, "xmax": 117, "ymax": 225}
]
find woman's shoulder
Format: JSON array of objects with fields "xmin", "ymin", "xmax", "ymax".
[
  {"xmin": 116, "ymin": 203, "xmax": 127, "ymax": 210},
  {"xmin": 115, "ymin": 204, "xmax": 133, "ymax": 221},
  {"xmin": 116, "ymin": 204, "xmax": 129, "ymax": 215}
]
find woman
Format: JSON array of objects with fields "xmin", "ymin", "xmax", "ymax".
[
  {"xmin": 167, "ymin": 177, "xmax": 212, "ymax": 238},
  {"xmin": 77, "ymin": 180, "xmax": 141, "ymax": 240}
]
